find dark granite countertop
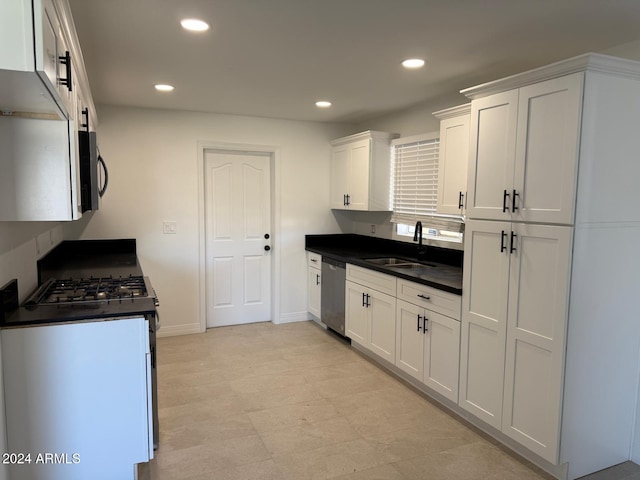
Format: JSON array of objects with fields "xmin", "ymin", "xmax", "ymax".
[
  {"xmin": 306, "ymin": 234, "xmax": 463, "ymax": 295},
  {"xmin": 1, "ymin": 297, "xmax": 157, "ymax": 328},
  {"xmin": 1, "ymin": 239, "xmax": 155, "ymax": 328}
]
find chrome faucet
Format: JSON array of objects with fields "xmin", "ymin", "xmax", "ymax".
[{"xmin": 413, "ymin": 221, "xmax": 426, "ymax": 259}]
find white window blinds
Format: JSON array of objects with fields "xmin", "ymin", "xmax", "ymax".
[{"xmin": 390, "ymin": 134, "xmax": 440, "ymax": 225}]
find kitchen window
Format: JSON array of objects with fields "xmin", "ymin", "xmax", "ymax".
[{"xmin": 390, "ymin": 133, "xmax": 463, "ymax": 245}]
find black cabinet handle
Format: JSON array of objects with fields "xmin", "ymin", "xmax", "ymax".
[
  {"xmin": 346, "ymin": 194, "xmax": 350, "ymax": 206},
  {"xmin": 58, "ymin": 51, "xmax": 72, "ymax": 91},
  {"xmin": 315, "ymin": 274, "xmax": 320, "ymax": 286},
  {"xmin": 417, "ymin": 314, "xmax": 422, "ymax": 332},
  {"xmin": 417, "ymin": 294, "xmax": 430, "ymax": 301},
  {"xmin": 81, "ymin": 107, "xmax": 89, "ymax": 132},
  {"xmin": 423, "ymin": 316, "xmax": 428, "ymax": 334},
  {"xmin": 502, "ymin": 189, "xmax": 510, "ymax": 213},
  {"xmin": 343, "ymin": 194, "xmax": 347, "ymax": 206},
  {"xmin": 500, "ymin": 230, "xmax": 507, "ymax": 252},
  {"xmin": 510, "ymin": 231, "xmax": 517, "ymax": 254},
  {"xmin": 264, "ymin": 245, "xmax": 271, "ymax": 251},
  {"xmin": 361, "ymin": 293, "xmax": 370, "ymax": 307},
  {"xmin": 310, "ymin": 258, "xmax": 317, "ymax": 263},
  {"xmin": 458, "ymin": 191, "xmax": 464, "ymax": 209},
  {"xmin": 512, "ymin": 189, "xmax": 519, "ymax": 212}
]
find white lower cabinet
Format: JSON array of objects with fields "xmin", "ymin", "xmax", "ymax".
[
  {"xmin": 307, "ymin": 253, "xmax": 321, "ymax": 319},
  {"xmin": 345, "ymin": 265, "xmax": 397, "ymax": 363},
  {"xmin": 1, "ymin": 317, "xmax": 153, "ymax": 480},
  {"xmin": 396, "ymin": 299, "xmax": 460, "ymax": 402},
  {"xmin": 460, "ymin": 219, "xmax": 572, "ymax": 463},
  {"xmin": 344, "ymin": 264, "xmax": 462, "ymax": 403},
  {"xmin": 346, "ymin": 280, "xmax": 396, "ymax": 363}
]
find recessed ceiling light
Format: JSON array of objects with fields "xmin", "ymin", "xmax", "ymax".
[
  {"xmin": 180, "ymin": 18, "xmax": 210, "ymax": 32},
  {"xmin": 315, "ymin": 101, "xmax": 332, "ymax": 108},
  {"xmin": 402, "ymin": 58, "xmax": 425, "ymax": 69},
  {"xmin": 154, "ymin": 84, "xmax": 175, "ymax": 92}
]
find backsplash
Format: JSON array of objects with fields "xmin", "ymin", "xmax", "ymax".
[{"xmin": 0, "ymin": 225, "xmax": 63, "ymax": 301}]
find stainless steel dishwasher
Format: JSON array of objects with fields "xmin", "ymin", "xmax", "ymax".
[{"xmin": 321, "ymin": 257, "xmax": 346, "ymax": 335}]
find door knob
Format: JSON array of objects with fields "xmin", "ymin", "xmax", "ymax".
[{"xmin": 264, "ymin": 245, "xmax": 271, "ymax": 251}]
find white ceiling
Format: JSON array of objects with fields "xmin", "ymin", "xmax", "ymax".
[{"xmin": 68, "ymin": 0, "xmax": 640, "ymax": 124}]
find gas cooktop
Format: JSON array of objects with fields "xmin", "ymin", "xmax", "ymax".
[{"xmin": 27, "ymin": 276, "xmax": 148, "ymax": 305}]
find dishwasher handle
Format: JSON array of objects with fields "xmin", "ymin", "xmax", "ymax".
[{"xmin": 322, "ymin": 257, "xmax": 346, "ymax": 269}]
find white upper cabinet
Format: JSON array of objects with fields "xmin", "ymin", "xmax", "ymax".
[
  {"xmin": 330, "ymin": 131, "xmax": 398, "ymax": 211},
  {"xmin": 0, "ymin": 0, "xmax": 86, "ymax": 119},
  {"xmin": 0, "ymin": 0, "xmax": 96, "ymax": 221},
  {"xmin": 466, "ymin": 90, "xmax": 518, "ymax": 221},
  {"xmin": 433, "ymin": 104, "xmax": 471, "ymax": 215},
  {"xmin": 466, "ymin": 73, "xmax": 583, "ymax": 225}
]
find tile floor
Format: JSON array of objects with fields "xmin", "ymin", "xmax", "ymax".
[{"xmin": 139, "ymin": 321, "xmax": 636, "ymax": 480}]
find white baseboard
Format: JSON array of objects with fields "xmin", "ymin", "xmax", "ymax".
[
  {"xmin": 276, "ymin": 311, "xmax": 310, "ymax": 324},
  {"xmin": 157, "ymin": 322, "xmax": 203, "ymax": 338}
]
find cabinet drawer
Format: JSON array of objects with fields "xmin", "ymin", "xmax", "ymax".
[
  {"xmin": 346, "ymin": 264, "xmax": 396, "ymax": 296},
  {"xmin": 307, "ymin": 252, "xmax": 322, "ymax": 268},
  {"xmin": 397, "ymin": 279, "xmax": 461, "ymax": 320}
]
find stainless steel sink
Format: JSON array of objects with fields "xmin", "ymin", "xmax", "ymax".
[{"xmin": 364, "ymin": 257, "xmax": 435, "ymax": 269}]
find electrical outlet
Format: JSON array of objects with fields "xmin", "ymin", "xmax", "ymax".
[{"xmin": 163, "ymin": 221, "xmax": 177, "ymax": 234}]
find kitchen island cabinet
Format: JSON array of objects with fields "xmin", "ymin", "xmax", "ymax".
[
  {"xmin": 459, "ymin": 53, "xmax": 640, "ymax": 479},
  {"xmin": 330, "ymin": 131, "xmax": 398, "ymax": 211},
  {"xmin": 1, "ymin": 317, "xmax": 153, "ymax": 480}
]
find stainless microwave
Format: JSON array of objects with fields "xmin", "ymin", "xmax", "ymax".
[{"xmin": 78, "ymin": 130, "xmax": 108, "ymax": 213}]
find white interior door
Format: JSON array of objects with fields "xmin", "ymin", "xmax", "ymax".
[{"xmin": 205, "ymin": 151, "xmax": 272, "ymax": 328}]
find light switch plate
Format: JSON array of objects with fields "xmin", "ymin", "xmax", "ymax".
[{"xmin": 163, "ymin": 221, "xmax": 177, "ymax": 234}]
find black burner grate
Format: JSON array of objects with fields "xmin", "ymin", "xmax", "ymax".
[{"xmin": 34, "ymin": 276, "xmax": 148, "ymax": 304}]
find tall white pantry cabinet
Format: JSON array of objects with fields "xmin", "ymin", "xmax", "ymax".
[{"xmin": 459, "ymin": 54, "xmax": 640, "ymax": 479}]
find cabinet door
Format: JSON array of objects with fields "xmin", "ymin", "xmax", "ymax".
[
  {"xmin": 466, "ymin": 90, "xmax": 518, "ymax": 221},
  {"xmin": 513, "ymin": 73, "xmax": 583, "ymax": 225},
  {"xmin": 345, "ymin": 281, "xmax": 367, "ymax": 345},
  {"xmin": 2, "ymin": 318, "xmax": 151, "ymax": 479},
  {"xmin": 459, "ymin": 219, "xmax": 510, "ymax": 429},
  {"xmin": 424, "ymin": 311, "xmax": 460, "ymax": 403},
  {"xmin": 347, "ymin": 138, "xmax": 371, "ymax": 210},
  {"xmin": 395, "ymin": 300, "xmax": 424, "ymax": 381},
  {"xmin": 330, "ymin": 143, "xmax": 349, "ymax": 209},
  {"xmin": 39, "ymin": 0, "xmax": 61, "ymax": 96},
  {"xmin": 437, "ymin": 114, "xmax": 470, "ymax": 215},
  {"xmin": 307, "ymin": 266, "xmax": 321, "ymax": 319},
  {"xmin": 502, "ymin": 224, "xmax": 572, "ymax": 463},
  {"xmin": 368, "ymin": 289, "xmax": 396, "ymax": 363}
]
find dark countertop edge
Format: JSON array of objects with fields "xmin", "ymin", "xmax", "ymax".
[
  {"xmin": 0, "ymin": 298, "xmax": 156, "ymax": 329},
  {"xmin": 0, "ymin": 307, "xmax": 156, "ymax": 329},
  {"xmin": 306, "ymin": 246, "xmax": 463, "ymax": 296}
]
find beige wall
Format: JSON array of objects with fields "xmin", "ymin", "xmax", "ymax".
[{"xmin": 63, "ymin": 106, "xmax": 353, "ymax": 335}]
